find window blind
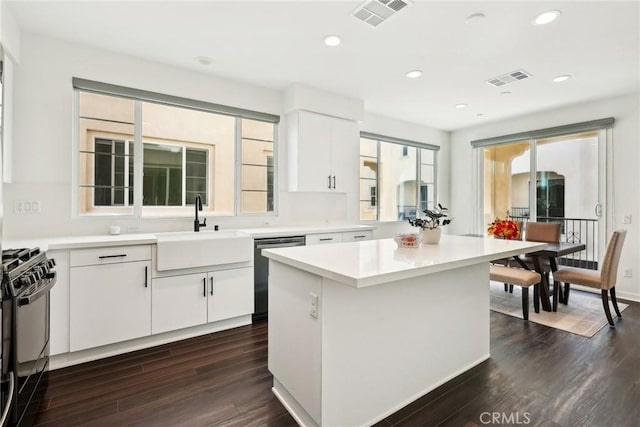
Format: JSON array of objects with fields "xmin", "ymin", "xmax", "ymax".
[
  {"xmin": 470, "ymin": 117, "xmax": 614, "ymax": 147},
  {"xmin": 72, "ymin": 77, "xmax": 280, "ymax": 123},
  {"xmin": 361, "ymin": 131, "xmax": 440, "ymax": 151}
]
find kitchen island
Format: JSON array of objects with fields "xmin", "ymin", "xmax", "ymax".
[{"xmin": 263, "ymin": 235, "xmax": 547, "ymax": 427}]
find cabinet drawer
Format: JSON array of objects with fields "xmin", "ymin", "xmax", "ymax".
[
  {"xmin": 306, "ymin": 233, "xmax": 343, "ymax": 245},
  {"xmin": 70, "ymin": 245, "xmax": 152, "ymax": 267},
  {"xmin": 342, "ymin": 230, "xmax": 373, "ymax": 242}
]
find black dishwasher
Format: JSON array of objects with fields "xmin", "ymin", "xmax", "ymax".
[{"xmin": 253, "ymin": 236, "xmax": 306, "ymax": 321}]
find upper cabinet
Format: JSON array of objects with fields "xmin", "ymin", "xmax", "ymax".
[{"xmin": 287, "ymin": 110, "xmax": 359, "ymax": 193}]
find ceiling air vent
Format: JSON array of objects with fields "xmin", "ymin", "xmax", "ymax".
[
  {"xmin": 353, "ymin": 0, "xmax": 410, "ymax": 27},
  {"xmin": 486, "ymin": 69, "xmax": 533, "ymax": 87}
]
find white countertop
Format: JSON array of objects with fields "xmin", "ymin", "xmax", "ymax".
[
  {"xmin": 262, "ymin": 234, "xmax": 548, "ymax": 288},
  {"xmin": 240, "ymin": 224, "xmax": 374, "ymax": 239},
  {"xmin": 2, "ymin": 224, "xmax": 375, "ymax": 251}
]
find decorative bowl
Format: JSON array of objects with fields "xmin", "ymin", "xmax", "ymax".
[{"xmin": 394, "ymin": 233, "xmax": 422, "ymax": 248}]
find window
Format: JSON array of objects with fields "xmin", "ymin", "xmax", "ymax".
[
  {"xmin": 240, "ymin": 119, "xmax": 275, "ymax": 213},
  {"xmin": 92, "ymin": 138, "xmax": 133, "ymax": 207},
  {"xmin": 75, "ymin": 79, "xmax": 278, "ymax": 216},
  {"xmin": 359, "ymin": 134, "xmax": 438, "ymax": 221}
]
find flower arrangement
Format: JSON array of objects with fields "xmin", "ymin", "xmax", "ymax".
[
  {"xmin": 487, "ymin": 218, "xmax": 520, "ymax": 240},
  {"xmin": 408, "ymin": 204, "xmax": 452, "ymax": 230}
]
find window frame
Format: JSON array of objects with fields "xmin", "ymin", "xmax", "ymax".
[
  {"xmin": 72, "ymin": 79, "xmax": 279, "ymax": 218},
  {"xmin": 359, "ymin": 132, "xmax": 440, "ymax": 223}
]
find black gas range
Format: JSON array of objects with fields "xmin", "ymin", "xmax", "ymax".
[{"xmin": 1, "ymin": 248, "xmax": 56, "ymax": 427}]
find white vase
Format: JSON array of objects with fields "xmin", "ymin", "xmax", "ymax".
[{"xmin": 421, "ymin": 228, "xmax": 442, "ymax": 244}]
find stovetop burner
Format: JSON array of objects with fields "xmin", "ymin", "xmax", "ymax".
[
  {"xmin": 2, "ymin": 248, "xmax": 54, "ymax": 299},
  {"xmin": 2, "ymin": 248, "xmax": 41, "ymax": 272}
]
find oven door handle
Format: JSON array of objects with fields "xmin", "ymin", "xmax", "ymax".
[
  {"xmin": 17, "ymin": 273, "xmax": 57, "ymax": 307},
  {"xmin": 0, "ymin": 372, "xmax": 15, "ymax": 427}
]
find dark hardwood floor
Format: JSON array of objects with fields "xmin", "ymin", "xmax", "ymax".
[{"xmin": 35, "ymin": 293, "xmax": 640, "ymax": 426}]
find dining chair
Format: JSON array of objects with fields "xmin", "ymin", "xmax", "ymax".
[
  {"xmin": 500, "ymin": 220, "xmax": 523, "ymax": 293},
  {"xmin": 508, "ymin": 222, "xmax": 561, "ymax": 293},
  {"xmin": 490, "ymin": 264, "xmax": 542, "ymax": 320},
  {"xmin": 553, "ymin": 230, "xmax": 626, "ymax": 327}
]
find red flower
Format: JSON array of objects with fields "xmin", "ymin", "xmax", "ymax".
[{"xmin": 487, "ymin": 219, "xmax": 520, "ymax": 240}]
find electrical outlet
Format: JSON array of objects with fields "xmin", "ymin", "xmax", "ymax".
[
  {"xmin": 624, "ymin": 268, "xmax": 632, "ymax": 278},
  {"xmin": 308, "ymin": 292, "xmax": 318, "ymax": 318},
  {"xmin": 14, "ymin": 200, "xmax": 42, "ymax": 214},
  {"xmin": 127, "ymin": 224, "xmax": 141, "ymax": 232},
  {"xmin": 623, "ymin": 214, "xmax": 632, "ymax": 224}
]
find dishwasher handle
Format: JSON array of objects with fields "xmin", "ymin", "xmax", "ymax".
[{"xmin": 256, "ymin": 242, "xmax": 305, "ymax": 249}]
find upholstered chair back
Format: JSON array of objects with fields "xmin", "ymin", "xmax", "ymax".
[
  {"xmin": 600, "ymin": 230, "xmax": 627, "ymax": 289},
  {"xmin": 524, "ymin": 222, "xmax": 561, "ymax": 243}
]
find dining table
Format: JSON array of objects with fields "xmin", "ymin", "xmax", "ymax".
[{"xmin": 512, "ymin": 241, "xmax": 587, "ymax": 312}]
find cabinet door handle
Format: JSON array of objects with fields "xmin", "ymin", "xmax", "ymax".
[
  {"xmin": 328, "ymin": 175, "xmax": 332, "ymax": 189},
  {"xmin": 210, "ymin": 277, "xmax": 214, "ymax": 295},
  {"xmin": 98, "ymin": 254, "xmax": 126, "ymax": 259},
  {"xmin": 332, "ymin": 175, "xmax": 336, "ymax": 189},
  {"xmin": 319, "ymin": 238, "xmax": 333, "ymax": 241},
  {"xmin": 144, "ymin": 266, "xmax": 148, "ymax": 288},
  {"xmin": 203, "ymin": 278, "xmax": 206, "ymax": 297},
  {"xmin": 353, "ymin": 235, "xmax": 367, "ymax": 239}
]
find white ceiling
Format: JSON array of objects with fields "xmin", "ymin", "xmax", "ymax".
[{"xmin": 6, "ymin": 1, "xmax": 640, "ymax": 131}]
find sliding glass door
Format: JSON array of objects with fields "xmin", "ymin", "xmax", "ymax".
[
  {"xmin": 482, "ymin": 140, "xmax": 531, "ymax": 225},
  {"xmin": 479, "ymin": 130, "xmax": 606, "ymax": 270}
]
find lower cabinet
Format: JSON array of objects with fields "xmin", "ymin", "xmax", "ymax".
[
  {"xmin": 70, "ymin": 260, "xmax": 152, "ymax": 352},
  {"xmin": 341, "ymin": 230, "xmax": 374, "ymax": 242},
  {"xmin": 306, "ymin": 230, "xmax": 374, "ymax": 245},
  {"xmin": 152, "ymin": 267, "xmax": 253, "ymax": 335},
  {"xmin": 305, "ymin": 232, "xmax": 343, "ymax": 245}
]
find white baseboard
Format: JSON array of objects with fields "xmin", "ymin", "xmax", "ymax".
[
  {"xmin": 570, "ymin": 284, "xmax": 639, "ymax": 303},
  {"xmin": 49, "ymin": 315, "xmax": 252, "ymax": 370}
]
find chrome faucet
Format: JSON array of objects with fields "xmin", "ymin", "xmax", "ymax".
[{"xmin": 194, "ymin": 195, "xmax": 207, "ymax": 232}]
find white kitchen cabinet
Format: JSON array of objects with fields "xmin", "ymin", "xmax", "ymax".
[
  {"xmin": 48, "ymin": 250, "xmax": 70, "ymax": 355},
  {"xmin": 207, "ymin": 267, "xmax": 254, "ymax": 323},
  {"xmin": 306, "ymin": 230, "xmax": 373, "ymax": 245},
  {"xmin": 152, "ymin": 267, "xmax": 253, "ymax": 334},
  {"xmin": 151, "ymin": 273, "xmax": 208, "ymax": 334},
  {"xmin": 69, "ymin": 245, "xmax": 152, "ymax": 352},
  {"xmin": 288, "ymin": 110, "xmax": 359, "ymax": 193},
  {"xmin": 341, "ymin": 230, "xmax": 374, "ymax": 242},
  {"xmin": 306, "ymin": 233, "xmax": 343, "ymax": 246}
]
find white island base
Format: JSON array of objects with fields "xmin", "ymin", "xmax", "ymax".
[{"xmin": 268, "ymin": 260, "xmax": 490, "ymax": 426}]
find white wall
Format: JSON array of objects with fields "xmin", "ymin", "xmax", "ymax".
[
  {"xmin": 0, "ymin": 2, "xmax": 20, "ymax": 62},
  {"xmin": 450, "ymin": 93, "xmax": 640, "ymax": 301},
  {"xmin": 4, "ymin": 32, "xmax": 288, "ymax": 238},
  {"xmin": 4, "ymin": 32, "xmax": 450, "ymax": 240}
]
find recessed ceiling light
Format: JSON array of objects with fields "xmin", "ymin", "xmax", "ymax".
[
  {"xmin": 500, "ymin": 91, "xmax": 512, "ymax": 95},
  {"xmin": 553, "ymin": 75, "xmax": 572, "ymax": 83},
  {"xmin": 455, "ymin": 104, "xmax": 468, "ymax": 109},
  {"xmin": 324, "ymin": 35, "xmax": 342, "ymax": 47},
  {"xmin": 465, "ymin": 13, "xmax": 486, "ymax": 24},
  {"xmin": 194, "ymin": 56, "xmax": 212, "ymax": 66},
  {"xmin": 405, "ymin": 70, "xmax": 423, "ymax": 79},
  {"xmin": 533, "ymin": 10, "xmax": 561, "ymax": 25}
]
